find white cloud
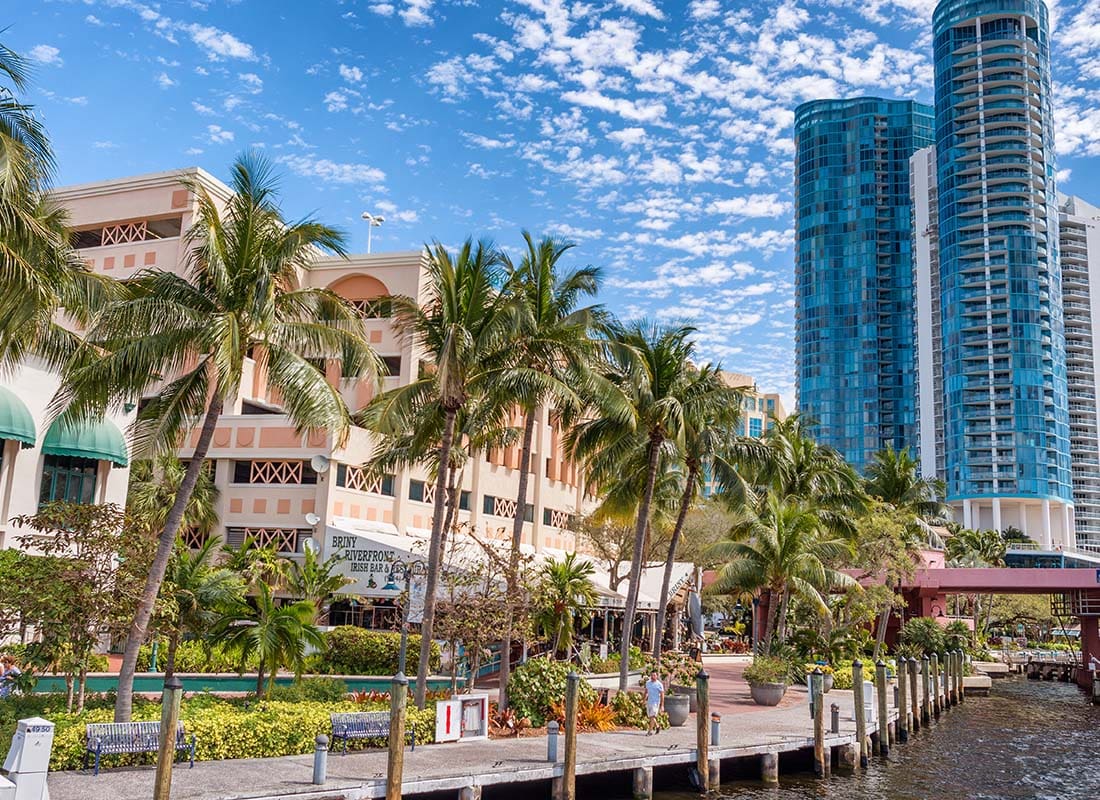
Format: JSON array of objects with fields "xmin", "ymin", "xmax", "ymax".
[
  {"xmin": 560, "ymin": 90, "xmax": 666, "ymax": 123},
  {"xmin": 375, "ymin": 200, "xmax": 419, "ymax": 223},
  {"xmin": 400, "ymin": 0, "xmax": 434, "ymax": 26},
  {"xmin": 239, "ymin": 73, "xmax": 263, "ymax": 93},
  {"xmin": 688, "ymin": 0, "xmax": 721, "ymax": 19},
  {"xmin": 185, "ymin": 24, "xmax": 257, "ymax": 61},
  {"xmin": 323, "ymin": 91, "xmax": 349, "ymax": 112},
  {"xmin": 276, "ymin": 154, "xmax": 386, "ymax": 186},
  {"xmin": 29, "ymin": 45, "xmax": 62, "ymax": 66},
  {"xmin": 192, "ymin": 101, "xmax": 215, "ymax": 115},
  {"xmin": 339, "ymin": 64, "xmax": 364, "ymax": 83},
  {"xmin": 92, "ymin": 140, "xmax": 118, "ymax": 149},
  {"xmin": 607, "ymin": 127, "xmax": 648, "ymax": 147},
  {"xmin": 156, "ymin": 72, "xmax": 178, "ymax": 89},
  {"xmin": 462, "ymin": 132, "xmax": 515, "ymax": 149},
  {"xmin": 369, "ymin": 4, "xmax": 396, "ymax": 17},
  {"xmin": 615, "ymin": 0, "xmax": 665, "ymax": 19},
  {"xmin": 85, "ymin": 15, "xmax": 105, "ymax": 27},
  {"xmin": 206, "ymin": 125, "xmax": 235, "ymax": 144},
  {"xmin": 708, "ymin": 194, "xmax": 791, "ymax": 219}
]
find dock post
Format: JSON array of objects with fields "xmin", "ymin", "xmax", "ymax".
[
  {"xmin": 874, "ymin": 660, "xmax": 889, "ymax": 757},
  {"xmin": 547, "ymin": 721, "xmax": 559, "ymax": 762},
  {"xmin": 632, "ymin": 766, "xmax": 653, "ymax": 800},
  {"xmin": 760, "ymin": 752, "xmax": 779, "ymax": 784},
  {"xmin": 1091, "ymin": 672, "xmax": 1100, "ymax": 705},
  {"xmin": 830, "ymin": 702, "xmax": 839, "ymax": 734},
  {"xmin": 896, "ymin": 658, "xmax": 908, "ymax": 743},
  {"xmin": 920, "ymin": 656, "xmax": 931, "ymax": 725},
  {"xmin": 386, "ymin": 672, "xmax": 408, "ymax": 800},
  {"xmin": 153, "ymin": 676, "xmax": 183, "ymax": 800},
  {"xmin": 812, "ymin": 668, "xmax": 826, "ymax": 777},
  {"xmin": 852, "ymin": 660, "xmax": 868, "ymax": 768},
  {"xmin": 958, "ymin": 652, "xmax": 966, "ymax": 703},
  {"xmin": 838, "ymin": 742, "xmax": 857, "ymax": 771},
  {"xmin": 312, "ymin": 734, "xmax": 328, "ymax": 785},
  {"xmin": 561, "ymin": 671, "xmax": 579, "ymax": 800},
  {"xmin": 696, "ymin": 670, "xmax": 711, "ymax": 793},
  {"xmin": 459, "ymin": 787, "xmax": 482, "ymax": 800},
  {"xmin": 908, "ymin": 658, "xmax": 920, "ymax": 732},
  {"xmin": 930, "ymin": 653, "xmax": 941, "ymax": 719},
  {"xmin": 710, "ymin": 712, "xmax": 720, "ymax": 747}
]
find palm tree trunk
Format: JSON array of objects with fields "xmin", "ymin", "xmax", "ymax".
[
  {"xmin": 165, "ymin": 633, "xmax": 181, "ymax": 681},
  {"xmin": 441, "ymin": 462, "xmax": 460, "ymax": 551},
  {"xmin": 873, "ymin": 600, "xmax": 892, "ymax": 661},
  {"xmin": 415, "ymin": 406, "xmax": 458, "ymax": 709},
  {"xmin": 775, "ymin": 590, "xmax": 791, "ymax": 644},
  {"xmin": 760, "ymin": 589, "xmax": 778, "ymax": 656},
  {"xmin": 653, "ymin": 461, "xmax": 697, "ymax": 661},
  {"xmin": 256, "ymin": 663, "xmax": 265, "ymax": 697},
  {"xmin": 115, "ymin": 395, "xmax": 224, "ymax": 722},
  {"xmin": 618, "ymin": 435, "xmax": 662, "ymax": 692},
  {"xmin": 500, "ymin": 407, "xmax": 537, "ymax": 708}
]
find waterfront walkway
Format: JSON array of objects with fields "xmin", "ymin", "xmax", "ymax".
[{"xmin": 46, "ymin": 659, "xmax": 891, "ymax": 800}]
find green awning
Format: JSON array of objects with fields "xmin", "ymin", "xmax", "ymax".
[
  {"xmin": 0, "ymin": 387, "xmax": 36, "ymax": 448},
  {"xmin": 42, "ymin": 417, "xmax": 129, "ymax": 467}
]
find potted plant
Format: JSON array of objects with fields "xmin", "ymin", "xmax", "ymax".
[
  {"xmin": 805, "ymin": 663, "xmax": 834, "ymax": 693},
  {"xmin": 664, "ymin": 692, "xmax": 690, "ymax": 726},
  {"xmin": 745, "ymin": 655, "xmax": 789, "ymax": 706}
]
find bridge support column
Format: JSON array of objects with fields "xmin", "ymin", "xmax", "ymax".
[
  {"xmin": 1078, "ymin": 616, "xmax": 1099, "ymax": 691},
  {"xmin": 632, "ymin": 766, "xmax": 652, "ymax": 799},
  {"xmin": 760, "ymin": 752, "xmax": 778, "ymax": 784}
]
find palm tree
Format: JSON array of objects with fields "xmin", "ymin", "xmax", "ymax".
[
  {"xmin": 160, "ymin": 538, "xmax": 243, "ymax": 679},
  {"xmin": 946, "ymin": 526, "xmax": 1006, "ymax": 643},
  {"xmin": 287, "ymin": 547, "xmax": 353, "ymax": 620},
  {"xmin": 567, "ymin": 321, "xmax": 697, "ymax": 690},
  {"xmin": 216, "ymin": 584, "xmax": 325, "ymax": 697},
  {"xmin": 652, "ymin": 365, "xmax": 742, "ymax": 660},
  {"xmin": 53, "ymin": 152, "xmax": 380, "ymax": 721},
  {"xmin": 707, "ymin": 495, "xmax": 856, "ymax": 654},
  {"xmin": 496, "ymin": 232, "xmax": 604, "ymax": 706},
  {"xmin": 865, "ymin": 446, "xmax": 948, "ymax": 521},
  {"xmin": 0, "ymin": 42, "xmax": 112, "ymax": 372},
  {"xmin": 366, "ymin": 238, "xmax": 517, "ymax": 707},
  {"xmin": 535, "ymin": 553, "xmax": 597, "ymax": 659},
  {"xmin": 126, "ymin": 457, "xmax": 219, "ymax": 539}
]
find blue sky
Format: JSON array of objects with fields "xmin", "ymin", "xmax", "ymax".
[{"xmin": 8, "ymin": 0, "xmax": 1100, "ymax": 405}]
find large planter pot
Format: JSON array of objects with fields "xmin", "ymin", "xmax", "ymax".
[
  {"xmin": 671, "ymin": 684, "xmax": 697, "ymax": 712},
  {"xmin": 749, "ymin": 682, "xmax": 788, "ymax": 707},
  {"xmin": 665, "ymin": 694, "xmax": 690, "ymax": 727},
  {"xmin": 804, "ymin": 673, "xmax": 834, "ymax": 693}
]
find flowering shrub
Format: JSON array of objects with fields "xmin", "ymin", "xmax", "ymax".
[
  {"xmin": 610, "ymin": 690, "xmax": 667, "ymax": 730},
  {"xmin": 506, "ymin": 657, "xmax": 596, "ymax": 726}
]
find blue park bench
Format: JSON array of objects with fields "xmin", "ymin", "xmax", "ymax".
[
  {"xmin": 84, "ymin": 721, "xmax": 196, "ymax": 776},
  {"xmin": 330, "ymin": 711, "xmax": 415, "ymax": 755}
]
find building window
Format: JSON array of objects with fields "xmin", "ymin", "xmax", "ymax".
[
  {"xmin": 225, "ymin": 526, "xmax": 312, "ymax": 554},
  {"xmin": 382, "ymin": 356, "xmax": 402, "ymax": 377},
  {"xmin": 350, "ymin": 298, "xmax": 393, "ymax": 318},
  {"xmin": 412, "ymin": 480, "xmax": 469, "ymax": 509},
  {"xmin": 233, "ymin": 460, "xmax": 318, "ymax": 485},
  {"xmin": 71, "ymin": 216, "xmax": 183, "ymax": 248},
  {"xmin": 40, "ymin": 455, "xmax": 97, "ymax": 505},
  {"xmin": 483, "ymin": 494, "xmax": 531, "ymax": 520},
  {"xmin": 336, "ymin": 464, "xmax": 394, "ymax": 495},
  {"xmin": 543, "ymin": 508, "xmax": 575, "ymax": 528},
  {"xmin": 749, "ymin": 418, "xmax": 763, "ymax": 438}
]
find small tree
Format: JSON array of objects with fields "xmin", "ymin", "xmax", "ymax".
[
  {"xmin": 534, "ymin": 554, "xmax": 597, "ymax": 660},
  {"xmin": 13, "ymin": 503, "xmax": 154, "ymax": 711},
  {"xmin": 287, "ymin": 547, "xmax": 353, "ymax": 621}
]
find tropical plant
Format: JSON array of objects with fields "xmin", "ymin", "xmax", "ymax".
[
  {"xmin": 505, "ymin": 656, "xmax": 596, "ymax": 726},
  {"xmin": 287, "ymin": 547, "xmax": 352, "ymax": 619},
  {"xmin": 126, "ymin": 457, "xmax": 219, "ymax": 538},
  {"xmin": 52, "ymin": 152, "xmax": 379, "ymax": 721},
  {"xmin": 743, "ymin": 655, "xmax": 790, "ymax": 686},
  {"xmin": 361, "ymin": 238, "xmax": 517, "ymax": 707},
  {"xmin": 216, "ymin": 583, "xmax": 325, "ymax": 697},
  {"xmin": 158, "ymin": 537, "xmax": 243, "ymax": 679},
  {"xmin": 496, "ymin": 231, "xmax": 604, "ymax": 708},
  {"xmin": 897, "ymin": 617, "xmax": 946, "ymax": 657},
  {"xmin": 222, "ymin": 537, "xmax": 291, "ymax": 589},
  {"xmin": 707, "ymin": 495, "xmax": 857, "ymax": 654},
  {"xmin": 567, "ymin": 321, "xmax": 698, "ymax": 690},
  {"xmin": 865, "ymin": 446, "xmax": 949, "ymax": 521},
  {"xmin": 535, "ymin": 553, "xmax": 597, "ymax": 659}
]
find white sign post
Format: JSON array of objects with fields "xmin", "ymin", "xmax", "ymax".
[{"xmin": 408, "ymin": 574, "xmax": 427, "ymax": 624}]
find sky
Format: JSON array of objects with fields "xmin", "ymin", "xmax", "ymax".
[{"xmin": 8, "ymin": 0, "xmax": 1100, "ymax": 407}]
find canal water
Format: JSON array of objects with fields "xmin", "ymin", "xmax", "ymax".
[{"xmin": 658, "ymin": 677, "xmax": 1100, "ymax": 800}]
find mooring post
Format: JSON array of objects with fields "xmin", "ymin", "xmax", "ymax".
[
  {"xmin": 386, "ymin": 672, "xmax": 409, "ymax": 800},
  {"xmin": 830, "ymin": 702, "xmax": 839, "ymax": 734},
  {"xmin": 761, "ymin": 752, "xmax": 779, "ymax": 784},
  {"xmin": 896, "ymin": 657, "xmax": 909, "ymax": 743},
  {"xmin": 153, "ymin": 675, "xmax": 183, "ymax": 800},
  {"xmin": 632, "ymin": 766, "xmax": 653, "ymax": 800},
  {"xmin": 908, "ymin": 658, "xmax": 920, "ymax": 732},
  {"xmin": 958, "ymin": 651, "xmax": 966, "ymax": 703},
  {"xmin": 562, "ymin": 671, "xmax": 579, "ymax": 800},
  {"xmin": 547, "ymin": 721, "xmax": 559, "ymax": 762},
  {"xmin": 811, "ymin": 668, "xmax": 826, "ymax": 777},
  {"xmin": 852, "ymin": 660, "xmax": 868, "ymax": 768},
  {"xmin": 1091, "ymin": 672, "xmax": 1100, "ymax": 706},
  {"xmin": 696, "ymin": 670, "xmax": 710, "ymax": 793},
  {"xmin": 710, "ymin": 712, "xmax": 721, "ymax": 747},
  {"xmin": 875, "ymin": 660, "xmax": 889, "ymax": 756},
  {"xmin": 459, "ymin": 787, "xmax": 482, "ymax": 800},
  {"xmin": 930, "ymin": 653, "xmax": 941, "ymax": 719},
  {"xmin": 920, "ymin": 656, "xmax": 931, "ymax": 725},
  {"xmin": 313, "ymin": 734, "xmax": 328, "ymax": 785},
  {"xmin": 941, "ymin": 654, "xmax": 950, "ymax": 709}
]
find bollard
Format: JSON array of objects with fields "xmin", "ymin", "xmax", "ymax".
[
  {"xmin": 893, "ymin": 684, "xmax": 899, "ymax": 709},
  {"xmin": 710, "ymin": 712, "xmax": 721, "ymax": 747},
  {"xmin": 696, "ymin": 670, "xmax": 711, "ymax": 793},
  {"xmin": 562, "ymin": 671, "xmax": 579, "ymax": 800},
  {"xmin": 852, "ymin": 660, "xmax": 868, "ymax": 768},
  {"xmin": 908, "ymin": 658, "xmax": 920, "ymax": 732},
  {"xmin": 547, "ymin": 721, "xmax": 560, "ymax": 762},
  {"xmin": 875, "ymin": 660, "xmax": 889, "ymax": 757},
  {"xmin": 830, "ymin": 702, "xmax": 839, "ymax": 734},
  {"xmin": 931, "ymin": 653, "xmax": 941, "ymax": 718},
  {"xmin": 153, "ymin": 676, "xmax": 183, "ymax": 800},
  {"xmin": 386, "ymin": 673, "xmax": 409, "ymax": 800},
  {"xmin": 811, "ymin": 668, "xmax": 826, "ymax": 777},
  {"xmin": 896, "ymin": 660, "xmax": 909, "ymax": 743},
  {"xmin": 313, "ymin": 734, "xmax": 328, "ymax": 785},
  {"xmin": 920, "ymin": 656, "xmax": 931, "ymax": 725}
]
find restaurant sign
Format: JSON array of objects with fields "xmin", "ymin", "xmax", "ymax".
[{"xmin": 325, "ymin": 529, "xmax": 418, "ymax": 598}]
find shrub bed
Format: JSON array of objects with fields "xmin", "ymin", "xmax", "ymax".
[
  {"xmin": 315, "ymin": 627, "xmax": 442, "ymax": 676},
  {"xmin": 506, "ymin": 658, "xmax": 596, "ymax": 726},
  {"xmin": 137, "ymin": 640, "xmax": 256, "ymax": 673}
]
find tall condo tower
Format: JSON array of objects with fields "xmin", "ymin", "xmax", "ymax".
[
  {"xmin": 932, "ymin": 0, "xmax": 1072, "ymax": 545},
  {"xmin": 1058, "ymin": 196, "xmax": 1100, "ymax": 547},
  {"xmin": 794, "ymin": 98, "xmax": 934, "ymax": 472}
]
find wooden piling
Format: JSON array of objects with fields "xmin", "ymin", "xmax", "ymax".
[
  {"xmin": 908, "ymin": 658, "xmax": 920, "ymax": 732},
  {"xmin": 696, "ymin": 670, "xmax": 710, "ymax": 793},
  {"xmin": 874, "ymin": 660, "xmax": 889, "ymax": 757},
  {"xmin": 920, "ymin": 656, "xmax": 931, "ymax": 724},
  {"xmin": 930, "ymin": 653, "xmax": 941, "ymax": 718},
  {"xmin": 153, "ymin": 676, "xmax": 183, "ymax": 800},
  {"xmin": 957, "ymin": 651, "xmax": 966, "ymax": 702},
  {"xmin": 852, "ymin": 660, "xmax": 868, "ymax": 768},
  {"xmin": 760, "ymin": 752, "xmax": 779, "ymax": 784},
  {"xmin": 562, "ymin": 671, "xmax": 579, "ymax": 800},
  {"xmin": 896, "ymin": 657, "xmax": 909, "ymax": 743},
  {"xmin": 632, "ymin": 766, "xmax": 653, "ymax": 799},
  {"xmin": 812, "ymin": 668, "xmax": 826, "ymax": 777},
  {"xmin": 386, "ymin": 673, "xmax": 409, "ymax": 800}
]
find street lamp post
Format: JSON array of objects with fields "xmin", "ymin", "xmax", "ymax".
[
  {"xmin": 387, "ymin": 559, "xmax": 426, "ymax": 675},
  {"xmin": 361, "ymin": 212, "xmax": 385, "ymax": 253}
]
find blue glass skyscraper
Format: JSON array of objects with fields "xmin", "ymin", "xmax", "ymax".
[
  {"xmin": 932, "ymin": 0, "xmax": 1073, "ymax": 545},
  {"xmin": 794, "ymin": 98, "xmax": 934, "ymax": 473}
]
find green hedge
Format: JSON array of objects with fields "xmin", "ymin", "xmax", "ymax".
[
  {"xmin": 4, "ymin": 695, "xmax": 437, "ymax": 771},
  {"xmin": 316, "ymin": 627, "xmax": 442, "ymax": 676},
  {"xmin": 137, "ymin": 640, "xmax": 257, "ymax": 673},
  {"xmin": 506, "ymin": 657, "xmax": 596, "ymax": 727}
]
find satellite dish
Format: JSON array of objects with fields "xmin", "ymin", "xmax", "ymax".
[
  {"xmin": 310, "ymin": 454, "xmax": 331, "ymax": 474},
  {"xmin": 305, "ymin": 512, "xmax": 321, "ymax": 526}
]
